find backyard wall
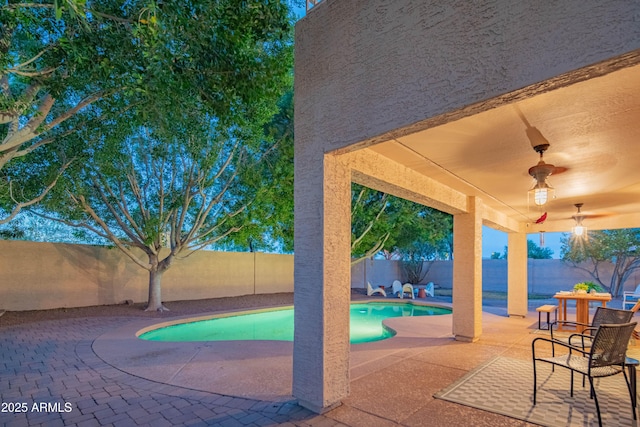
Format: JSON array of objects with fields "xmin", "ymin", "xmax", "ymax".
[
  {"xmin": 351, "ymin": 258, "xmax": 640, "ymax": 295},
  {"xmin": 3, "ymin": 240, "xmax": 640, "ymax": 311},
  {"xmin": 0, "ymin": 240, "xmax": 293, "ymax": 311}
]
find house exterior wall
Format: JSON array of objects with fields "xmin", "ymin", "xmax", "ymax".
[
  {"xmin": 295, "ymin": 0, "xmax": 640, "ymax": 155},
  {"xmin": 295, "ymin": 0, "xmax": 640, "ymax": 413},
  {"xmin": 0, "ymin": 240, "xmax": 293, "ymax": 311}
]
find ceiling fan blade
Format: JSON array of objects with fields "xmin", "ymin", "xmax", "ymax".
[{"xmin": 551, "ymin": 166, "xmax": 569, "ymax": 175}]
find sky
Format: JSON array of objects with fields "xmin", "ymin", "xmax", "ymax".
[{"xmin": 482, "ymin": 226, "xmax": 565, "ymax": 259}]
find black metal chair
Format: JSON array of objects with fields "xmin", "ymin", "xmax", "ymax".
[
  {"xmin": 532, "ymin": 322, "xmax": 637, "ymax": 427},
  {"xmin": 550, "ymin": 306, "xmax": 634, "ymax": 346}
]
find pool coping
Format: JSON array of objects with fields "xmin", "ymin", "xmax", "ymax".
[{"xmin": 93, "ymin": 299, "xmax": 454, "ymax": 402}]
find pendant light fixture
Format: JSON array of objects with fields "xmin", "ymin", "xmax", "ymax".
[
  {"xmin": 528, "ymin": 144, "xmax": 555, "ymax": 206},
  {"xmin": 572, "ymin": 203, "xmax": 587, "ymax": 236}
]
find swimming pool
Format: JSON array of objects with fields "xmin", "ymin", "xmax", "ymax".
[{"xmin": 138, "ymin": 302, "xmax": 451, "ymax": 344}]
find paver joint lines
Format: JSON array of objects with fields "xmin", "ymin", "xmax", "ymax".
[{"xmin": 0, "ymin": 317, "xmax": 335, "ymax": 426}]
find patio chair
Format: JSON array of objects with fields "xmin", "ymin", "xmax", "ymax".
[
  {"xmin": 623, "ymin": 284, "xmax": 640, "ymax": 310},
  {"xmin": 391, "ymin": 280, "xmax": 413, "ymax": 299},
  {"xmin": 402, "ymin": 283, "xmax": 415, "ymax": 299},
  {"xmin": 532, "ymin": 322, "xmax": 638, "ymax": 427},
  {"xmin": 425, "ymin": 282, "xmax": 435, "ymax": 297},
  {"xmin": 392, "ymin": 280, "xmax": 402, "ymax": 297},
  {"xmin": 367, "ymin": 282, "xmax": 386, "ymax": 297},
  {"xmin": 550, "ymin": 306, "xmax": 634, "ymax": 348}
]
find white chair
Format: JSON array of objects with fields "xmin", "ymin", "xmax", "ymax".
[
  {"xmin": 367, "ymin": 282, "xmax": 386, "ymax": 297},
  {"xmin": 623, "ymin": 284, "xmax": 640, "ymax": 309},
  {"xmin": 402, "ymin": 283, "xmax": 415, "ymax": 299},
  {"xmin": 425, "ymin": 282, "xmax": 435, "ymax": 297},
  {"xmin": 392, "ymin": 280, "xmax": 403, "ymax": 298}
]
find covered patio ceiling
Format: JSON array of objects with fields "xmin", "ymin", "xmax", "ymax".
[{"xmin": 368, "ymin": 64, "xmax": 640, "ymax": 234}]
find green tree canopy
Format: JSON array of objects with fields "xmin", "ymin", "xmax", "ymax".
[
  {"xmin": 527, "ymin": 239, "xmax": 554, "ymax": 259},
  {"xmin": 1, "ymin": 0, "xmax": 155, "ymax": 223},
  {"xmin": 351, "ymin": 185, "xmax": 452, "ymax": 262},
  {"xmin": 561, "ymin": 229, "xmax": 640, "ymax": 296},
  {"xmin": 15, "ymin": 0, "xmax": 295, "ymax": 311},
  {"xmin": 493, "ymin": 239, "xmax": 554, "ymax": 260},
  {"xmin": 350, "ymin": 184, "xmax": 453, "ymax": 282}
]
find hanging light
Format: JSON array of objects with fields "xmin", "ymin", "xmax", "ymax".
[
  {"xmin": 572, "ymin": 203, "xmax": 587, "ymax": 236},
  {"xmin": 528, "ymin": 152, "xmax": 555, "ymax": 206}
]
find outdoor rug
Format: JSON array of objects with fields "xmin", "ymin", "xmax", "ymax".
[{"xmin": 434, "ymin": 356, "xmax": 638, "ymax": 426}]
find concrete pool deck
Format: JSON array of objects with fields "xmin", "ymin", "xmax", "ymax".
[
  {"xmin": 93, "ymin": 301, "xmax": 455, "ymax": 402},
  {"xmin": 1, "ymin": 293, "xmax": 629, "ymax": 426}
]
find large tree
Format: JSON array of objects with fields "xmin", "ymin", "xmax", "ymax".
[
  {"xmin": 18, "ymin": 0, "xmax": 294, "ymax": 311},
  {"xmin": 561, "ymin": 229, "xmax": 640, "ymax": 296},
  {"xmin": 350, "ymin": 184, "xmax": 453, "ymax": 277},
  {"xmin": 0, "ymin": 0, "xmax": 154, "ymax": 223}
]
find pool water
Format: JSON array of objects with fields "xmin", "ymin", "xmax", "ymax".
[{"xmin": 139, "ymin": 302, "xmax": 451, "ymax": 344}]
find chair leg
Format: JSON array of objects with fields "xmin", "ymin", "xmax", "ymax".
[
  {"xmin": 588, "ymin": 377, "xmax": 603, "ymax": 427},
  {"xmin": 570, "ymin": 370, "xmax": 574, "ymax": 397},
  {"xmin": 532, "ymin": 360, "xmax": 538, "ymax": 405},
  {"xmin": 623, "ymin": 369, "xmax": 637, "ymax": 420}
]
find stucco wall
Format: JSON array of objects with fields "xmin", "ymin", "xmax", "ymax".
[
  {"xmin": 351, "ymin": 258, "xmax": 640, "ymax": 296},
  {"xmin": 296, "ymin": 0, "xmax": 640, "ymax": 154},
  {"xmin": 0, "ymin": 240, "xmax": 293, "ymax": 311}
]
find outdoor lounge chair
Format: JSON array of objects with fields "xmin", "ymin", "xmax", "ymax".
[
  {"xmin": 392, "ymin": 280, "xmax": 403, "ymax": 298},
  {"xmin": 367, "ymin": 282, "xmax": 386, "ymax": 297},
  {"xmin": 392, "ymin": 280, "xmax": 413, "ymax": 299},
  {"xmin": 623, "ymin": 284, "xmax": 640, "ymax": 310},
  {"xmin": 532, "ymin": 322, "xmax": 638, "ymax": 427},
  {"xmin": 425, "ymin": 282, "xmax": 435, "ymax": 297},
  {"xmin": 402, "ymin": 283, "xmax": 415, "ymax": 299}
]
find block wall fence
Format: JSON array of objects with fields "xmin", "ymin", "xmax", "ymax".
[
  {"xmin": 352, "ymin": 258, "xmax": 640, "ymax": 296},
  {"xmin": 1, "ymin": 240, "xmax": 639, "ymax": 311}
]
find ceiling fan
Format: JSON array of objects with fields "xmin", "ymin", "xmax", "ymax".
[{"xmin": 515, "ymin": 106, "xmax": 569, "ymax": 207}]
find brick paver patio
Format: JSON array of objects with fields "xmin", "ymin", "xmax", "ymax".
[{"xmin": 0, "ymin": 317, "xmax": 343, "ymax": 427}]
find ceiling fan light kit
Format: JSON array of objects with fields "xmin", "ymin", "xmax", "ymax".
[
  {"xmin": 528, "ymin": 154, "xmax": 555, "ymax": 206},
  {"xmin": 529, "ymin": 175, "xmax": 553, "ymax": 206},
  {"xmin": 572, "ymin": 203, "xmax": 587, "ymax": 237}
]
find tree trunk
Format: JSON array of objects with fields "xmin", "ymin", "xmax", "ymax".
[{"xmin": 145, "ymin": 263, "xmax": 168, "ymax": 312}]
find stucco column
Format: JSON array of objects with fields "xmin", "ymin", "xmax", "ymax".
[
  {"xmin": 452, "ymin": 196, "xmax": 483, "ymax": 342},
  {"xmin": 507, "ymin": 232, "xmax": 528, "ymax": 317},
  {"xmin": 292, "ymin": 152, "xmax": 351, "ymax": 413}
]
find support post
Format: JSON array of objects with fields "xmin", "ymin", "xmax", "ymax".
[
  {"xmin": 452, "ymin": 196, "xmax": 483, "ymax": 342},
  {"xmin": 292, "ymin": 152, "xmax": 351, "ymax": 413},
  {"xmin": 507, "ymin": 231, "xmax": 528, "ymax": 317}
]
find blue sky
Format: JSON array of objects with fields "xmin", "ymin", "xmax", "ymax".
[{"xmin": 483, "ymin": 226, "xmax": 564, "ymax": 258}]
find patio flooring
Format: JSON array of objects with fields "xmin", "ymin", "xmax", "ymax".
[{"xmin": 1, "ymin": 294, "xmax": 637, "ymax": 426}]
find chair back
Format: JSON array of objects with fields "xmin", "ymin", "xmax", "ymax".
[
  {"xmin": 392, "ymin": 280, "xmax": 402, "ymax": 295},
  {"xmin": 589, "ymin": 307, "xmax": 634, "ymax": 336},
  {"xmin": 589, "ymin": 322, "xmax": 637, "ymax": 368}
]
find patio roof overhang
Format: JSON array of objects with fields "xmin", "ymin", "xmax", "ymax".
[
  {"xmin": 292, "ymin": 0, "xmax": 640, "ymax": 414},
  {"xmin": 362, "ymin": 62, "xmax": 640, "ymax": 234}
]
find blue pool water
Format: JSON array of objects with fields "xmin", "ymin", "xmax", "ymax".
[{"xmin": 139, "ymin": 302, "xmax": 451, "ymax": 344}]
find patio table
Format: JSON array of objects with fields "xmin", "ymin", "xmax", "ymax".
[{"xmin": 553, "ymin": 292, "xmax": 612, "ymax": 332}]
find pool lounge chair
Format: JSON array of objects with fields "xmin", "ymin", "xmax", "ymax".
[
  {"xmin": 392, "ymin": 280, "xmax": 414, "ymax": 299},
  {"xmin": 367, "ymin": 282, "xmax": 387, "ymax": 297},
  {"xmin": 402, "ymin": 283, "xmax": 415, "ymax": 299},
  {"xmin": 425, "ymin": 282, "xmax": 435, "ymax": 297},
  {"xmin": 623, "ymin": 284, "xmax": 640, "ymax": 310}
]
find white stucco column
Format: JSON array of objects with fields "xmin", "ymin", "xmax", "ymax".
[
  {"xmin": 507, "ymin": 232, "xmax": 528, "ymax": 317},
  {"xmin": 452, "ymin": 196, "xmax": 483, "ymax": 342},
  {"xmin": 292, "ymin": 152, "xmax": 351, "ymax": 413}
]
